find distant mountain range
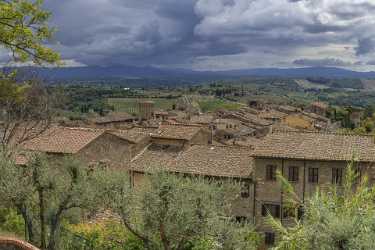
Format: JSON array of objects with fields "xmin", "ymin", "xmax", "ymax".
[{"xmin": 5, "ymin": 65, "xmax": 375, "ymax": 81}]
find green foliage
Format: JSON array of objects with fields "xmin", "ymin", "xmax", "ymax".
[
  {"xmin": 0, "ymin": 152, "xmax": 109, "ymax": 249},
  {"xmin": 198, "ymin": 99, "xmax": 242, "ymax": 112},
  {"xmin": 64, "ymin": 220, "xmax": 145, "ymax": 250},
  {"xmin": 101, "ymin": 171, "xmax": 259, "ymax": 250},
  {"xmin": 269, "ymin": 159, "xmax": 375, "ymax": 250},
  {"xmin": 0, "ymin": 0, "xmax": 60, "ymax": 64},
  {"xmin": 0, "ymin": 208, "xmax": 25, "ymax": 236}
]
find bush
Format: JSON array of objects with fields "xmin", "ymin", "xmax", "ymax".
[
  {"xmin": 65, "ymin": 219, "xmax": 145, "ymax": 250},
  {"xmin": 0, "ymin": 208, "xmax": 25, "ymax": 236}
]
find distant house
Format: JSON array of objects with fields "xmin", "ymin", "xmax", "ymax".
[
  {"xmin": 276, "ymin": 105, "xmax": 300, "ymax": 114},
  {"xmin": 258, "ymin": 109, "xmax": 288, "ymax": 122},
  {"xmin": 150, "ymin": 123, "xmax": 209, "ymax": 149},
  {"xmin": 91, "ymin": 112, "xmax": 136, "ymax": 128},
  {"xmin": 349, "ymin": 107, "xmax": 363, "ymax": 127},
  {"xmin": 153, "ymin": 110, "xmax": 169, "ymax": 121},
  {"xmin": 308, "ymin": 102, "xmax": 328, "ymax": 117}
]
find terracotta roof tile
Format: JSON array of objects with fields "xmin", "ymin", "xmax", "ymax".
[
  {"xmin": 171, "ymin": 145, "xmax": 253, "ymax": 178},
  {"xmin": 108, "ymin": 130, "xmax": 149, "ymax": 144},
  {"xmin": 22, "ymin": 127, "xmax": 105, "ymax": 154},
  {"xmin": 92, "ymin": 112, "xmax": 135, "ymax": 124},
  {"xmin": 130, "ymin": 144, "xmax": 180, "ymax": 171},
  {"xmin": 253, "ymin": 131, "xmax": 375, "ymax": 162},
  {"xmin": 130, "ymin": 144, "xmax": 253, "ymax": 178},
  {"xmin": 259, "ymin": 109, "xmax": 288, "ymax": 120},
  {"xmin": 151, "ymin": 124, "xmax": 202, "ymax": 140}
]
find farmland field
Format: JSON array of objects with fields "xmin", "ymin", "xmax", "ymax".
[{"xmin": 107, "ymin": 98, "xmax": 177, "ymax": 114}]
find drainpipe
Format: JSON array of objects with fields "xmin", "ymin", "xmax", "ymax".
[
  {"xmin": 281, "ymin": 159, "xmax": 284, "ymax": 221},
  {"xmin": 303, "ymin": 160, "xmax": 306, "ymax": 203}
]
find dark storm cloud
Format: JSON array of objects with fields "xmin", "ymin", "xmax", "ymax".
[{"xmin": 22, "ymin": 0, "xmax": 375, "ymax": 69}]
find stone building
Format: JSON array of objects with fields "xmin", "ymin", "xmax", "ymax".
[
  {"xmin": 138, "ymin": 101, "xmax": 154, "ymax": 120},
  {"xmin": 90, "ymin": 112, "xmax": 136, "ymax": 128},
  {"xmin": 308, "ymin": 101, "xmax": 328, "ymax": 117},
  {"xmin": 129, "ymin": 144, "xmax": 254, "ymax": 219},
  {"xmin": 150, "ymin": 123, "xmax": 209, "ymax": 149},
  {"xmin": 20, "ymin": 126, "xmax": 149, "ymax": 168},
  {"xmin": 251, "ymin": 131, "xmax": 375, "ymax": 246}
]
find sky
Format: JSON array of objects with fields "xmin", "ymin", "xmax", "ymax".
[{"xmin": 4, "ymin": 0, "xmax": 375, "ymax": 71}]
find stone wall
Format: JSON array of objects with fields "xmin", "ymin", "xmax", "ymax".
[
  {"xmin": 78, "ymin": 133, "xmax": 132, "ymax": 168},
  {"xmin": 253, "ymin": 158, "xmax": 375, "ymax": 232}
]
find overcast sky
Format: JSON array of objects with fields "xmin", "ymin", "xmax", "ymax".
[{"xmin": 4, "ymin": 0, "xmax": 375, "ymax": 71}]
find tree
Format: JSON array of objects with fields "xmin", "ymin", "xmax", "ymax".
[
  {"xmin": 100, "ymin": 171, "xmax": 259, "ymax": 250},
  {"xmin": 0, "ymin": 152, "xmax": 101, "ymax": 250},
  {"xmin": 0, "ymin": 0, "xmax": 60, "ymax": 64},
  {"xmin": 269, "ymin": 159, "xmax": 375, "ymax": 250},
  {"xmin": 0, "ymin": 72, "xmax": 59, "ymax": 151},
  {"xmin": 0, "ymin": 0, "xmax": 61, "ymax": 151}
]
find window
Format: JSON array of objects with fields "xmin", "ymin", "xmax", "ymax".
[
  {"xmin": 332, "ymin": 168, "xmax": 343, "ymax": 185},
  {"xmin": 283, "ymin": 206, "xmax": 304, "ymax": 219},
  {"xmin": 262, "ymin": 203, "xmax": 280, "ymax": 218},
  {"xmin": 240, "ymin": 182, "xmax": 250, "ymax": 198},
  {"xmin": 308, "ymin": 168, "xmax": 319, "ymax": 183},
  {"xmin": 235, "ymin": 216, "xmax": 249, "ymax": 224},
  {"xmin": 266, "ymin": 165, "xmax": 277, "ymax": 181},
  {"xmin": 288, "ymin": 166, "xmax": 299, "ymax": 182},
  {"xmin": 264, "ymin": 232, "xmax": 275, "ymax": 246}
]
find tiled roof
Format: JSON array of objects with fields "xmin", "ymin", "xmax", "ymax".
[
  {"xmin": 92, "ymin": 112, "xmax": 135, "ymax": 124},
  {"xmin": 301, "ymin": 111, "xmax": 330, "ymax": 122},
  {"xmin": 311, "ymin": 102, "xmax": 328, "ymax": 109},
  {"xmin": 253, "ymin": 131, "xmax": 375, "ymax": 162},
  {"xmin": 189, "ymin": 114, "xmax": 215, "ymax": 124},
  {"xmin": 130, "ymin": 144, "xmax": 253, "ymax": 178},
  {"xmin": 171, "ymin": 145, "xmax": 253, "ymax": 178},
  {"xmin": 22, "ymin": 127, "xmax": 105, "ymax": 154},
  {"xmin": 127, "ymin": 127, "xmax": 159, "ymax": 135},
  {"xmin": 151, "ymin": 124, "xmax": 202, "ymax": 140},
  {"xmin": 130, "ymin": 144, "xmax": 180, "ymax": 172},
  {"xmin": 259, "ymin": 109, "xmax": 288, "ymax": 120},
  {"xmin": 108, "ymin": 130, "xmax": 149, "ymax": 144}
]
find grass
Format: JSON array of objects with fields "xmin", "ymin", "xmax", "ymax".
[
  {"xmin": 198, "ymin": 99, "xmax": 242, "ymax": 112},
  {"xmin": 107, "ymin": 98, "xmax": 177, "ymax": 114}
]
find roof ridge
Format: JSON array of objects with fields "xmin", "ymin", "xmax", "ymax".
[
  {"xmin": 161, "ymin": 122, "xmax": 202, "ymax": 128},
  {"xmin": 191, "ymin": 143, "xmax": 250, "ymax": 149},
  {"xmin": 271, "ymin": 129, "xmax": 375, "ymax": 138},
  {"xmin": 60, "ymin": 126, "xmax": 105, "ymax": 133}
]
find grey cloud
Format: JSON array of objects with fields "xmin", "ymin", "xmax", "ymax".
[
  {"xmin": 356, "ymin": 38, "xmax": 375, "ymax": 56},
  {"xmin": 293, "ymin": 58, "xmax": 355, "ymax": 67},
  {"xmin": 10, "ymin": 0, "xmax": 375, "ymax": 70}
]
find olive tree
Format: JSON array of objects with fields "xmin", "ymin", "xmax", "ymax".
[
  {"xmin": 99, "ymin": 171, "xmax": 260, "ymax": 250},
  {"xmin": 0, "ymin": 152, "xmax": 102, "ymax": 250}
]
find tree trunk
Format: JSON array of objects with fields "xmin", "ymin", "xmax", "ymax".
[
  {"xmin": 47, "ymin": 216, "xmax": 60, "ymax": 250},
  {"xmin": 17, "ymin": 204, "xmax": 35, "ymax": 244},
  {"xmin": 39, "ymin": 188, "xmax": 47, "ymax": 249},
  {"xmin": 159, "ymin": 222, "xmax": 170, "ymax": 250}
]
